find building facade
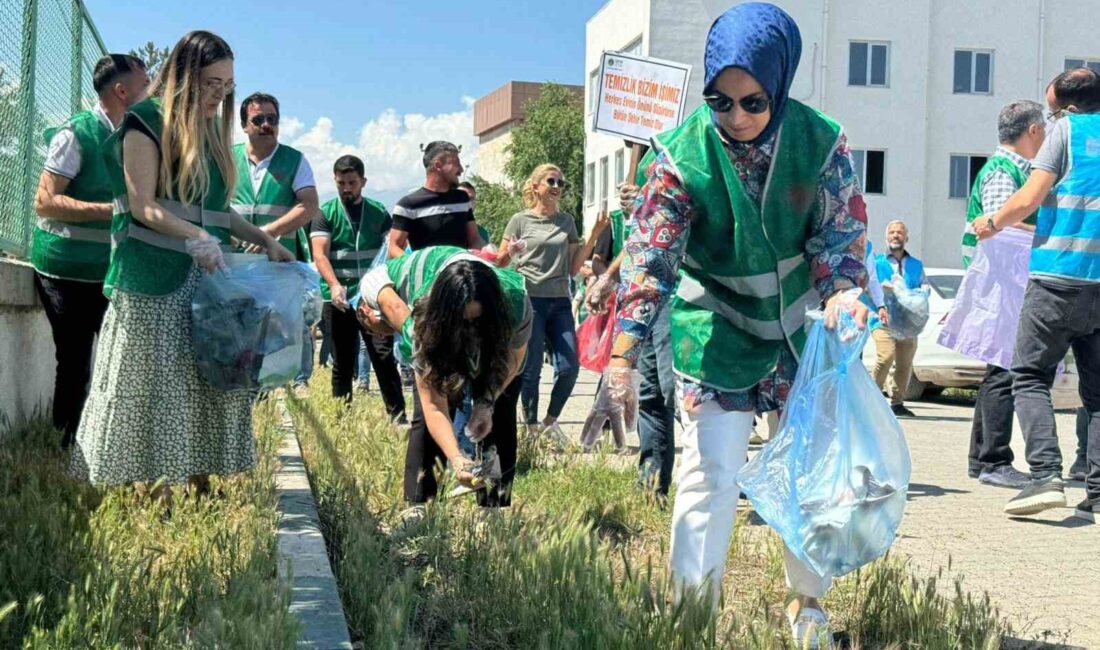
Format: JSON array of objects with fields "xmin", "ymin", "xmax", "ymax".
[
  {"xmin": 473, "ymin": 81, "xmax": 584, "ymax": 186},
  {"xmin": 584, "ymin": 0, "xmax": 1095, "ymax": 268}
]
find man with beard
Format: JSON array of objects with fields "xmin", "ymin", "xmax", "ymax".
[
  {"xmin": 232, "ymin": 92, "xmax": 319, "ymax": 394},
  {"xmin": 311, "ymin": 155, "xmax": 406, "ymax": 421},
  {"xmin": 871, "ymin": 220, "xmax": 929, "ymax": 417},
  {"xmin": 388, "ymin": 141, "xmax": 482, "ymax": 257}
]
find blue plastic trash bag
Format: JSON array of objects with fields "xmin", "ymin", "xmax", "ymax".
[
  {"xmin": 192, "ymin": 261, "xmax": 321, "ymax": 390},
  {"xmin": 883, "ymin": 275, "xmax": 930, "ymax": 340},
  {"xmin": 738, "ymin": 310, "xmax": 911, "ymax": 578}
]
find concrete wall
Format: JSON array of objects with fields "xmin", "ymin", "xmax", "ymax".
[
  {"xmin": 477, "ymin": 126, "xmax": 514, "ymax": 186},
  {"xmin": 0, "ymin": 259, "xmax": 55, "ymax": 432}
]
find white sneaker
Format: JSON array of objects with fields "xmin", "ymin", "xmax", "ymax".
[{"xmin": 789, "ymin": 607, "xmax": 834, "ymax": 649}]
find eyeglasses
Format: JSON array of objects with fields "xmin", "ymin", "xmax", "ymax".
[
  {"xmin": 249, "ymin": 113, "xmax": 279, "ymax": 127},
  {"xmin": 703, "ymin": 90, "xmax": 771, "ymax": 115},
  {"xmin": 1046, "ymin": 108, "xmax": 1067, "ymax": 122},
  {"xmin": 200, "ymin": 78, "xmax": 235, "ymax": 96},
  {"xmin": 545, "ymin": 178, "xmax": 567, "ymax": 188}
]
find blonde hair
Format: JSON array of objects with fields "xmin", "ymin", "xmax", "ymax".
[
  {"xmin": 521, "ymin": 163, "xmax": 563, "ymax": 209},
  {"xmin": 150, "ymin": 31, "xmax": 236, "ymax": 207}
]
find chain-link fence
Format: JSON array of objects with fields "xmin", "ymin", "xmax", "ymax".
[{"xmin": 0, "ymin": 0, "xmax": 107, "ymax": 258}]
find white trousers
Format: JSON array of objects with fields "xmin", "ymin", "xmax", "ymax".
[{"xmin": 669, "ymin": 399, "xmax": 832, "ymax": 605}]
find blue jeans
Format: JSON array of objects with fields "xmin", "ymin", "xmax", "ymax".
[
  {"xmin": 521, "ymin": 296, "xmax": 580, "ymax": 424},
  {"xmin": 356, "ymin": 337, "xmax": 371, "ymax": 384},
  {"xmin": 637, "ymin": 306, "xmax": 676, "ymax": 495},
  {"xmin": 452, "ymin": 388, "xmax": 476, "ymax": 458},
  {"xmin": 295, "ymin": 324, "xmax": 314, "ymax": 386}
]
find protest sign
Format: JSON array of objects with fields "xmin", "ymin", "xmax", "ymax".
[{"xmin": 593, "ymin": 51, "xmax": 692, "ymax": 145}]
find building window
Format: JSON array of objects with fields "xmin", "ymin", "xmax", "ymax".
[
  {"xmin": 1065, "ymin": 57, "xmax": 1100, "ymax": 73},
  {"xmin": 949, "ymin": 155, "xmax": 989, "ymax": 198},
  {"xmin": 954, "ymin": 50, "xmax": 993, "ymax": 94},
  {"xmin": 849, "ymin": 42, "xmax": 889, "ymax": 87},
  {"xmin": 585, "ymin": 162, "xmax": 595, "ymax": 206},
  {"xmin": 589, "ymin": 69, "xmax": 599, "ymax": 114},
  {"xmin": 599, "ymin": 156, "xmax": 609, "ymax": 211},
  {"xmin": 621, "ymin": 36, "xmax": 643, "ymax": 56},
  {"xmin": 614, "ymin": 149, "xmax": 625, "ymax": 187},
  {"xmin": 851, "ymin": 149, "xmax": 886, "ymax": 194}
]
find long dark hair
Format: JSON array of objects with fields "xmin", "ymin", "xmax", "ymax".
[{"xmin": 413, "ymin": 260, "xmax": 513, "ymax": 402}]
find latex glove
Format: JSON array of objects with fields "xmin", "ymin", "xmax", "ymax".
[
  {"xmin": 466, "ymin": 401, "xmax": 494, "ymax": 443},
  {"xmin": 448, "ymin": 455, "xmax": 477, "ymax": 488},
  {"xmin": 585, "ymin": 274, "xmax": 616, "ymax": 314},
  {"xmin": 185, "ymin": 235, "xmax": 226, "ymax": 273},
  {"xmin": 618, "ymin": 183, "xmax": 641, "ymax": 216},
  {"xmin": 502, "ymin": 236, "xmax": 527, "ymax": 259},
  {"xmin": 330, "ymin": 283, "xmax": 349, "ymax": 311},
  {"xmin": 824, "ymin": 287, "xmax": 869, "ymax": 335},
  {"xmin": 605, "ymin": 366, "xmax": 639, "ymax": 432}
]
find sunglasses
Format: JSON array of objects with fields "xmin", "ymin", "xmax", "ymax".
[
  {"xmin": 545, "ymin": 178, "xmax": 567, "ymax": 188},
  {"xmin": 249, "ymin": 113, "xmax": 279, "ymax": 127},
  {"xmin": 703, "ymin": 91, "xmax": 771, "ymax": 115}
]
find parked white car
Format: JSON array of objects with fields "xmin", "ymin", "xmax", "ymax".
[{"xmin": 862, "ymin": 267, "xmax": 1081, "ymax": 408}]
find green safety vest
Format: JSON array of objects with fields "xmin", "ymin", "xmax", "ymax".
[
  {"xmin": 962, "ymin": 154, "xmax": 1036, "ymax": 268},
  {"xmin": 102, "ymin": 97, "xmax": 234, "ymax": 297},
  {"xmin": 31, "ymin": 110, "xmax": 113, "ymax": 282},
  {"xmin": 384, "ymin": 246, "xmax": 528, "ymax": 362},
  {"xmin": 654, "ymin": 101, "xmax": 841, "ymax": 391},
  {"xmin": 317, "ymin": 196, "xmax": 389, "ymax": 300},
  {"xmin": 231, "ymin": 143, "xmax": 310, "ymax": 261}
]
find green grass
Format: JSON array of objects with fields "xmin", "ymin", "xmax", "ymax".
[
  {"xmin": 289, "ymin": 374, "xmax": 1014, "ymax": 649},
  {"xmin": 0, "ymin": 400, "xmax": 298, "ymax": 648}
]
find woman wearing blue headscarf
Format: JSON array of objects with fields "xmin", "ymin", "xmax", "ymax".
[{"xmin": 603, "ymin": 3, "xmax": 869, "ymax": 646}]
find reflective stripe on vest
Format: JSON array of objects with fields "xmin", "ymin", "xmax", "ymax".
[
  {"xmin": 231, "ymin": 203, "xmax": 290, "ymax": 218},
  {"xmin": 675, "ymin": 274, "xmax": 818, "ymax": 341},
  {"xmin": 35, "ymin": 217, "xmax": 112, "ymax": 244},
  {"xmin": 681, "ymin": 253, "xmax": 804, "ymax": 299},
  {"xmin": 111, "ymin": 197, "xmax": 232, "ymax": 253}
]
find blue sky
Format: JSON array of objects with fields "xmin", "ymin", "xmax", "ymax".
[{"xmin": 84, "ymin": 0, "xmax": 606, "ymax": 205}]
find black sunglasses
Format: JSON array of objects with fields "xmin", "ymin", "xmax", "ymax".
[
  {"xmin": 545, "ymin": 178, "xmax": 567, "ymax": 188},
  {"xmin": 703, "ymin": 91, "xmax": 771, "ymax": 115},
  {"xmin": 249, "ymin": 113, "xmax": 279, "ymax": 127}
]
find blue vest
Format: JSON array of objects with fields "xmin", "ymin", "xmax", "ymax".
[
  {"xmin": 876, "ymin": 252, "xmax": 924, "ymax": 290},
  {"xmin": 1031, "ymin": 113, "xmax": 1100, "ymax": 283}
]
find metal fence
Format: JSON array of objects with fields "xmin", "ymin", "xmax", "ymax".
[{"xmin": 0, "ymin": 0, "xmax": 107, "ymax": 258}]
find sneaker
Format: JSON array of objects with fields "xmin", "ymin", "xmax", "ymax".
[
  {"xmin": 354, "ymin": 380, "xmax": 370, "ymax": 393},
  {"xmin": 749, "ymin": 430, "xmax": 765, "ymax": 445},
  {"xmin": 1004, "ymin": 476, "xmax": 1066, "ymax": 516},
  {"xmin": 788, "ymin": 606, "xmax": 835, "ymax": 650},
  {"xmin": 978, "ymin": 465, "xmax": 1031, "ymax": 489},
  {"xmin": 890, "ymin": 404, "xmax": 916, "ymax": 418},
  {"xmin": 292, "ymin": 384, "xmax": 310, "ymax": 399},
  {"xmin": 1068, "ymin": 457, "xmax": 1088, "ymax": 482},
  {"xmin": 392, "ymin": 412, "xmax": 409, "ymax": 427},
  {"xmin": 543, "ymin": 422, "xmax": 570, "ymax": 450},
  {"xmin": 967, "ymin": 467, "xmax": 981, "ymax": 480},
  {"xmin": 1073, "ymin": 497, "xmax": 1096, "ymax": 523},
  {"xmin": 396, "ymin": 504, "xmax": 427, "ymax": 532}
]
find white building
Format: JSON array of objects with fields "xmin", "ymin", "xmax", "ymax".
[{"xmin": 584, "ymin": 0, "xmax": 1097, "ymax": 268}]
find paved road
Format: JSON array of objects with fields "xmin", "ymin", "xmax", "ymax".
[{"xmin": 536, "ymin": 367, "xmax": 1098, "ymax": 648}]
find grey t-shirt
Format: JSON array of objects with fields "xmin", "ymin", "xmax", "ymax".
[
  {"xmin": 503, "ymin": 210, "xmax": 581, "ymax": 298},
  {"xmin": 1032, "ymin": 117, "xmax": 1070, "ymax": 182}
]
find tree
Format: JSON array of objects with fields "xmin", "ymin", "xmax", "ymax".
[
  {"xmin": 468, "ymin": 174, "xmax": 522, "ymax": 245},
  {"xmin": 128, "ymin": 41, "xmax": 171, "ymax": 80},
  {"xmin": 503, "ymin": 83, "xmax": 586, "ymax": 234}
]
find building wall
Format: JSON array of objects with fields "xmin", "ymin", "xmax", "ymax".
[
  {"xmin": 477, "ymin": 126, "xmax": 514, "ymax": 186},
  {"xmin": 0, "ymin": 260, "xmax": 55, "ymax": 435}
]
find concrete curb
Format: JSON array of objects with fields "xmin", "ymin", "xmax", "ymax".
[{"xmin": 274, "ymin": 403, "xmax": 353, "ymax": 649}]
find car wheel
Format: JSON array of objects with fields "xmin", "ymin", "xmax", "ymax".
[{"xmin": 905, "ymin": 374, "xmax": 928, "ymax": 401}]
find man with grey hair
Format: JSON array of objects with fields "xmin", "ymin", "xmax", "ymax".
[
  {"xmin": 388, "ymin": 140, "xmax": 485, "ymax": 257},
  {"xmin": 946, "ymin": 100, "xmax": 1045, "ymax": 489},
  {"xmin": 872, "ymin": 220, "xmax": 929, "ymax": 418}
]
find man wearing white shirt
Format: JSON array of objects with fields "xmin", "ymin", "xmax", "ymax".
[
  {"xmin": 232, "ymin": 92, "xmax": 320, "ymax": 392},
  {"xmin": 31, "ymin": 54, "xmax": 148, "ymax": 447}
]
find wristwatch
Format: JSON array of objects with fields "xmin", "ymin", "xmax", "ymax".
[{"xmin": 985, "ymin": 216, "xmax": 1000, "ymax": 232}]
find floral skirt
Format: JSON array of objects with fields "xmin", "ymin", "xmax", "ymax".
[{"xmin": 71, "ymin": 269, "xmax": 255, "ymax": 486}]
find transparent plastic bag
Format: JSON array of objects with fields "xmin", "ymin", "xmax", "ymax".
[
  {"xmin": 738, "ymin": 310, "xmax": 911, "ymax": 578},
  {"xmin": 192, "ymin": 260, "xmax": 321, "ymax": 390},
  {"xmin": 581, "ymin": 368, "xmax": 640, "ymax": 451},
  {"xmin": 577, "ymin": 296, "xmax": 615, "ymax": 373},
  {"xmin": 883, "ymin": 275, "xmax": 930, "ymax": 340}
]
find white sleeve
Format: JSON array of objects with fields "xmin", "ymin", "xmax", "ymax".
[
  {"xmin": 358, "ymin": 265, "xmax": 394, "ymax": 309},
  {"xmin": 43, "ymin": 128, "xmax": 83, "ymax": 179},
  {"xmin": 292, "ymin": 155, "xmax": 316, "ymax": 192},
  {"xmin": 864, "ymin": 253, "xmax": 885, "ymax": 308}
]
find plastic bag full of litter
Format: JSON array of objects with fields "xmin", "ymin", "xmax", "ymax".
[
  {"xmin": 738, "ymin": 309, "xmax": 911, "ymax": 578},
  {"xmin": 192, "ymin": 260, "xmax": 320, "ymax": 390}
]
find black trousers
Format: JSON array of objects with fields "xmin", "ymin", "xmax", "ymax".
[
  {"xmin": 323, "ymin": 303, "xmax": 405, "ymax": 418},
  {"xmin": 404, "ymin": 375, "xmax": 521, "ymax": 507},
  {"xmin": 968, "ymin": 364, "xmax": 1016, "ymax": 473},
  {"xmin": 33, "ymin": 273, "xmax": 108, "ymax": 446}
]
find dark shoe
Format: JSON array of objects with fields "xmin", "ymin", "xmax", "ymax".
[
  {"xmin": 1073, "ymin": 497, "xmax": 1096, "ymax": 523},
  {"xmin": 1004, "ymin": 476, "xmax": 1066, "ymax": 516},
  {"xmin": 1068, "ymin": 457, "xmax": 1087, "ymax": 482},
  {"xmin": 967, "ymin": 467, "xmax": 981, "ymax": 480},
  {"xmin": 393, "ymin": 412, "xmax": 409, "ymax": 426},
  {"xmin": 891, "ymin": 404, "xmax": 916, "ymax": 418},
  {"xmin": 979, "ymin": 465, "xmax": 1030, "ymax": 489}
]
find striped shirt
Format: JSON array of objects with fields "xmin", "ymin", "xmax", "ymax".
[{"xmin": 392, "ymin": 187, "xmax": 474, "ymax": 251}]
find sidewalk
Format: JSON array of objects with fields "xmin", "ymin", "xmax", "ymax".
[{"xmin": 538, "ymin": 367, "xmax": 1098, "ymax": 648}]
